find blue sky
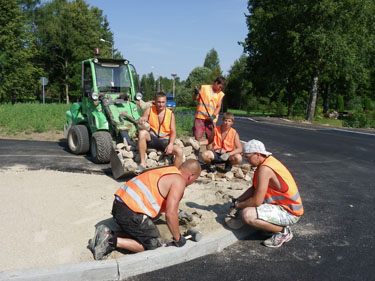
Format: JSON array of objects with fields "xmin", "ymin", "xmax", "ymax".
[{"xmin": 85, "ymin": 0, "xmax": 249, "ymax": 81}]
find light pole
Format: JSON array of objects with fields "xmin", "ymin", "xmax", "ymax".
[
  {"xmin": 171, "ymin": 74, "xmax": 177, "ymax": 98},
  {"xmin": 100, "ymin": 38, "xmax": 113, "ymax": 58}
]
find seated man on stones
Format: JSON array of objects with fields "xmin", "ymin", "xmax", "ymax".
[
  {"xmin": 136, "ymin": 92, "xmax": 183, "ymax": 173},
  {"xmin": 189, "ymin": 112, "xmax": 242, "ymax": 172}
]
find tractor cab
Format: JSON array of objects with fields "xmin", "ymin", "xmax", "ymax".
[{"xmin": 64, "ymin": 57, "xmax": 143, "ymax": 164}]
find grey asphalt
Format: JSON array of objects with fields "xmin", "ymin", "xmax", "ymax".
[
  {"xmin": 1, "ymin": 118, "xmax": 375, "ymax": 281},
  {"xmin": 126, "ymin": 117, "xmax": 375, "ymax": 281},
  {"xmin": 0, "ymin": 138, "xmax": 111, "ymax": 174}
]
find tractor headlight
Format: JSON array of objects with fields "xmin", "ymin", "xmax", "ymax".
[
  {"xmin": 91, "ymin": 92, "xmax": 99, "ymax": 100},
  {"xmin": 135, "ymin": 92, "xmax": 143, "ymax": 101}
]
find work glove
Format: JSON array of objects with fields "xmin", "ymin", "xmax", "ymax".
[
  {"xmin": 171, "ymin": 235, "xmax": 186, "ymax": 248},
  {"xmin": 194, "ymin": 88, "xmax": 200, "ymax": 95},
  {"xmin": 207, "ymin": 114, "xmax": 216, "ymax": 123},
  {"xmin": 220, "ymin": 152, "xmax": 230, "ymax": 162}
]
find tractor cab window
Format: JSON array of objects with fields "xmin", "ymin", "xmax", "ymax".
[
  {"xmin": 83, "ymin": 62, "xmax": 93, "ymax": 97},
  {"xmin": 94, "ymin": 63, "xmax": 131, "ymax": 94}
]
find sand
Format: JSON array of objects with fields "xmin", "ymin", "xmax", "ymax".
[{"xmin": 0, "ymin": 168, "xmax": 251, "ymax": 273}]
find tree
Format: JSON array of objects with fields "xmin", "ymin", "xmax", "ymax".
[
  {"xmin": 0, "ymin": 0, "xmax": 41, "ymax": 103},
  {"xmin": 35, "ymin": 0, "xmax": 114, "ymax": 103},
  {"xmin": 244, "ymin": 0, "xmax": 375, "ymax": 119},
  {"xmin": 203, "ymin": 48, "xmax": 222, "ymax": 82},
  {"xmin": 185, "ymin": 66, "xmax": 212, "ymax": 89},
  {"xmin": 225, "ymin": 54, "xmax": 251, "ymax": 110}
]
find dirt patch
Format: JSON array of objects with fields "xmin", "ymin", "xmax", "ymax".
[
  {"xmin": 0, "ymin": 168, "xmax": 250, "ymax": 272},
  {"xmin": 0, "ymin": 130, "xmax": 64, "ymax": 142}
]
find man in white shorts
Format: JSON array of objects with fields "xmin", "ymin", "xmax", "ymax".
[{"xmin": 225, "ymin": 139, "xmax": 304, "ymax": 248}]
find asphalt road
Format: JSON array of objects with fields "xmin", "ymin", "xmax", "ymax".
[
  {"xmin": 126, "ymin": 117, "xmax": 375, "ymax": 281},
  {"xmin": 0, "ymin": 138, "xmax": 111, "ymax": 174}
]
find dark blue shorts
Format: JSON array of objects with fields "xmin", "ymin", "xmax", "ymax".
[
  {"xmin": 147, "ymin": 133, "xmax": 169, "ymax": 151},
  {"xmin": 211, "ymin": 150, "xmax": 226, "ymax": 165},
  {"xmin": 112, "ymin": 198, "xmax": 162, "ymax": 250}
]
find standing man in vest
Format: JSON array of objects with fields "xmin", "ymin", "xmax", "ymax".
[
  {"xmin": 226, "ymin": 139, "xmax": 304, "ymax": 248},
  {"xmin": 89, "ymin": 159, "xmax": 201, "ymax": 260},
  {"xmin": 190, "ymin": 112, "xmax": 242, "ymax": 172},
  {"xmin": 192, "ymin": 77, "xmax": 226, "ymax": 148},
  {"xmin": 136, "ymin": 92, "xmax": 183, "ymax": 173}
]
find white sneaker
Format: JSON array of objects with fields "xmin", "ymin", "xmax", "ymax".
[
  {"xmin": 263, "ymin": 226, "xmax": 293, "ymax": 248},
  {"xmin": 189, "ymin": 137, "xmax": 200, "ymax": 150}
]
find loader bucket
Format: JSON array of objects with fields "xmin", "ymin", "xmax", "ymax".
[{"xmin": 110, "ymin": 146, "xmax": 133, "ymax": 179}]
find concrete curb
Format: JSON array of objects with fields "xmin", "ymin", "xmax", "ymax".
[{"xmin": 0, "ymin": 227, "xmax": 253, "ymax": 281}]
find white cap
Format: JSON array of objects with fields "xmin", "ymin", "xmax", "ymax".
[{"xmin": 243, "ymin": 139, "xmax": 272, "ymax": 156}]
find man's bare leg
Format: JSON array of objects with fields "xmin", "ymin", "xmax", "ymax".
[
  {"xmin": 116, "ymin": 237, "xmax": 145, "ymax": 253},
  {"xmin": 172, "ymin": 145, "xmax": 183, "ymax": 168},
  {"xmin": 242, "ymin": 207, "xmax": 283, "ymax": 233},
  {"xmin": 137, "ymin": 130, "xmax": 150, "ymax": 171}
]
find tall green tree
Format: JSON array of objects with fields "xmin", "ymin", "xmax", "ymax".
[
  {"xmin": 203, "ymin": 48, "xmax": 222, "ymax": 82},
  {"xmin": 245, "ymin": 0, "xmax": 375, "ymax": 118},
  {"xmin": 0, "ymin": 0, "xmax": 41, "ymax": 103},
  {"xmin": 226, "ymin": 54, "xmax": 252, "ymax": 110},
  {"xmin": 35, "ymin": 0, "xmax": 114, "ymax": 103}
]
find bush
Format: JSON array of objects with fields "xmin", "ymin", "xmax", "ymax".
[{"xmin": 336, "ymin": 95, "xmax": 344, "ymax": 112}]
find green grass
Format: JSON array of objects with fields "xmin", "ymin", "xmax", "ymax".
[
  {"xmin": 313, "ymin": 116, "xmax": 343, "ymax": 127},
  {"xmin": 0, "ymin": 103, "xmax": 70, "ymax": 134},
  {"xmin": 174, "ymin": 111, "xmax": 195, "ymax": 138},
  {"xmin": 0, "ymin": 103, "xmax": 195, "ymax": 137}
]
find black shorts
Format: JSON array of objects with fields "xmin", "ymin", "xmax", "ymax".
[
  {"xmin": 211, "ymin": 150, "xmax": 226, "ymax": 165},
  {"xmin": 111, "ymin": 198, "xmax": 162, "ymax": 250},
  {"xmin": 147, "ymin": 133, "xmax": 169, "ymax": 151}
]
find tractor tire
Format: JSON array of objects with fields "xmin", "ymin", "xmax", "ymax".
[
  {"xmin": 90, "ymin": 131, "xmax": 112, "ymax": 164},
  {"xmin": 67, "ymin": 125, "xmax": 90, "ymax": 154}
]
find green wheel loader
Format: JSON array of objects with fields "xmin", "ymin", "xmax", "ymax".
[{"xmin": 63, "ymin": 57, "xmax": 143, "ymax": 165}]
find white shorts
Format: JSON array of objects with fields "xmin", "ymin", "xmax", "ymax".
[{"xmin": 256, "ymin": 204, "xmax": 301, "ymax": 226}]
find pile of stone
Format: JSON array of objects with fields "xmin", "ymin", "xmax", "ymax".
[{"xmin": 113, "ymin": 138, "xmax": 255, "ymax": 183}]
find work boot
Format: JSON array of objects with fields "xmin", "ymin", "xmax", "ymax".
[
  {"xmin": 88, "ymin": 224, "xmax": 110, "ymax": 253},
  {"xmin": 189, "ymin": 137, "xmax": 200, "ymax": 151},
  {"xmin": 263, "ymin": 226, "xmax": 293, "ymax": 248},
  {"xmin": 207, "ymin": 165, "xmax": 217, "ymax": 173},
  {"xmin": 93, "ymin": 226, "xmax": 115, "ymax": 260},
  {"xmin": 224, "ymin": 161, "xmax": 232, "ymax": 173}
]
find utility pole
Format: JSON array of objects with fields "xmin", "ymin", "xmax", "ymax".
[{"xmin": 171, "ymin": 74, "xmax": 177, "ymax": 98}]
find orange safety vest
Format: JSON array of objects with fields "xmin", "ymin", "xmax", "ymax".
[
  {"xmin": 253, "ymin": 156, "xmax": 304, "ymax": 216},
  {"xmin": 148, "ymin": 105, "xmax": 173, "ymax": 139},
  {"xmin": 114, "ymin": 166, "xmax": 181, "ymax": 218},
  {"xmin": 213, "ymin": 126, "xmax": 237, "ymax": 153},
  {"xmin": 195, "ymin": 85, "xmax": 224, "ymax": 120}
]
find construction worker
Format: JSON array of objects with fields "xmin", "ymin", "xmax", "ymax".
[
  {"xmin": 189, "ymin": 112, "xmax": 242, "ymax": 172},
  {"xmin": 225, "ymin": 139, "xmax": 304, "ymax": 248},
  {"xmin": 136, "ymin": 91, "xmax": 183, "ymax": 174},
  {"xmin": 89, "ymin": 159, "xmax": 201, "ymax": 260},
  {"xmin": 192, "ymin": 77, "xmax": 226, "ymax": 148}
]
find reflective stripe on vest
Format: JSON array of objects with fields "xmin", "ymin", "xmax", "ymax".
[
  {"xmin": 195, "ymin": 85, "xmax": 224, "ymax": 120},
  {"xmin": 213, "ymin": 126, "xmax": 237, "ymax": 153},
  {"xmin": 254, "ymin": 156, "xmax": 304, "ymax": 216},
  {"xmin": 148, "ymin": 106, "xmax": 172, "ymax": 138},
  {"xmin": 114, "ymin": 166, "xmax": 181, "ymax": 218}
]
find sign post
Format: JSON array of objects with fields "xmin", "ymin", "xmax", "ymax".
[{"xmin": 40, "ymin": 77, "xmax": 49, "ymax": 104}]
